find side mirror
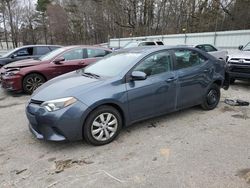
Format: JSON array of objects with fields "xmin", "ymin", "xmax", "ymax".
[
  {"xmin": 53, "ymin": 57, "xmax": 65, "ymax": 64},
  {"xmin": 238, "ymin": 45, "xmax": 243, "ymax": 50},
  {"xmin": 131, "ymin": 71, "xmax": 147, "ymax": 81}
]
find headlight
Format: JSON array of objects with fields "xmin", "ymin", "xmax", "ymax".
[
  {"xmin": 5, "ymin": 68, "xmax": 20, "ymax": 76},
  {"xmin": 41, "ymin": 97, "xmax": 77, "ymax": 112}
]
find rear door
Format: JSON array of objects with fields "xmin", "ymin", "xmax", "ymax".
[{"xmin": 173, "ymin": 49, "xmax": 213, "ymax": 109}]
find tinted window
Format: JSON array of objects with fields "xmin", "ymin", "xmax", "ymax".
[
  {"xmin": 174, "ymin": 50, "xmax": 207, "ymax": 70},
  {"xmin": 83, "ymin": 52, "xmax": 142, "ymax": 77},
  {"xmin": 134, "ymin": 51, "xmax": 171, "ymax": 76},
  {"xmin": 63, "ymin": 48, "xmax": 83, "ymax": 61},
  {"xmin": 204, "ymin": 45, "xmax": 217, "ymax": 52},
  {"xmin": 49, "ymin": 46, "xmax": 61, "ymax": 51},
  {"xmin": 139, "ymin": 42, "xmax": 156, "ymax": 46},
  {"xmin": 87, "ymin": 49, "xmax": 110, "ymax": 58},
  {"xmin": 36, "ymin": 47, "xmax": 50, "ymax": 55},
  {"xmin": 15, "ymin": 47, "xmax": 33, "ymax": 57},
  {"xmin": 156, "ymin": 41, "xmax": 164, "ymax": 45}
]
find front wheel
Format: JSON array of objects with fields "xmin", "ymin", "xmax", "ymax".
[
  {"xmin": 23, "ymin": 73, "xmax": 46, "ymax": 94},
  {"xmin": 201, "ymin": 84, "xmax": 221, "ymax": 110},
  {"xmin": 83, "ymin": 105, "xmax": 122, "ymax": 146}
]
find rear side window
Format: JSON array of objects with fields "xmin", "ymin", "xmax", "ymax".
[
  {"xmin": 139, "ymin": 42, "xmax": 156, "ymax": 46},
  {"xmin": 36, "ymin": 47, "xmax": 50, "ymax": 55},
  {"xmin": 49, "ymin": 46, "xmax": 61, "ymax": 51},
  {"xmin": 174, "ymin": 50, "xmax": 207, "ymax": 70},
  {"xmin": 15, "ymin": 47, "xmax": 33, "ymax": 57},
  {"xmin": 156, "ymin": 41, "xmax": 164, "ymax": 45},
  {"xmin": 87, "ymin": 49, "xmax": 110, "ymax": 58},
  {"xmin": 204, "ymin": 45, "xmax": 217, "ymax": 52}
]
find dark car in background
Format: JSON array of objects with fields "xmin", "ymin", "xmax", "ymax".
[
  {"xmin": 0, "ymin": 45, "xmax": 61, "ymax": 67},
  {"xmin": 26, "ymin": 46, "xmax": 227, "ymax": 145},
  {"xmin": 0, "ymin": 45, "xmax": 111, "ymax": 94}
]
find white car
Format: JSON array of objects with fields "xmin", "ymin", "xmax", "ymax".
[
  {"xmin": 226, "ymin": 42, "xmax": 250, "ymax": 83},
  {"xmin": 123, "ymin": 41, "xmax": 164, "ymax": 49}
]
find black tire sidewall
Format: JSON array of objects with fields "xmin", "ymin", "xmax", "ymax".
[
  {"xmin": 23, "ymin": 73, "xmax": 45, "ymax": 94},
  {"xmin": 202, "ymin": 84, "xmax": 221, "ymax": 110},
  {"xmin": 83, "ymin": 105, "xmax": 122, "ymax": 146}
]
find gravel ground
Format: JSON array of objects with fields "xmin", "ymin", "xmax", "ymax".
[{"xmin": 0, "ymin": 81, "xmax": 250, "ymax": 188}]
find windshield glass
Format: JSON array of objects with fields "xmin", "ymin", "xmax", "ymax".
[
  {"xmin": 123, "ymin": 42, "xmax": 139, "ymax": 49},
  {"xmin": 83, "ymin": 52, "xmax": 142, "ymax": 77},
  {"xmin": 39, "ymin": 48, "xmax": 65, "ymax": 61},
  {"xmin": 243, "ymin": 43, "xmax": 250, "ymax": 51}
]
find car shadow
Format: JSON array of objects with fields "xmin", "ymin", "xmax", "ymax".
[{"xmin": 36, "ymin": 105, "xmax": 204, "ymax": 151}]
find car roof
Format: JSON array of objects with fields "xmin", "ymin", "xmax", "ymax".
[
  {"xmin": 117, "ymin": 46, "xmax": 199, "ymax": 54},
  {"xmin": 19, "ymin": 45, "xmax": 62, "ymax": 48},
  {"xmin": 59, "ymin": 45, "xmax": 112, "ymax": 51}
]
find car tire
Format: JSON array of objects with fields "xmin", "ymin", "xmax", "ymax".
[
  {"xmin": 230, "ymin": 78, "xmax": 235, "ymax": 84},
  {"xmin": 83, "ymin": 105, "xmax": 122, "ymax": 146},
  {"xmin": 23, "ymin": 73, "xmax": 46, "ymax": 94},
  {"xmin": 201, "ymin": 83, "xmax": 221, "ymax": 110}
]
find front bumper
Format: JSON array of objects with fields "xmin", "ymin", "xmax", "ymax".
[
  {"xmin": 1, "ymin": 74, "xmax": 23, "ymax": 91},
  {"xmin": 26, "ymin": 99, "xmax": 90, "ymax": 141},
  {"xmin": 227, "ymin": 63, "xmax": 250, "ymax": 80}
]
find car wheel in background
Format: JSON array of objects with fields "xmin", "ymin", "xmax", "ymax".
[
  {"xmin": 23, "ymin": 73, "xmax": 46, "ymax": 94},
  {"xmin": 230, "ymin": 78, "xmax": 235, "ymax": 84},
  {"xmin": 83, "ymin": 105, "xmax": 122, "ymax": 146},
  {"xmin": 201, "ymin": 83, "xmax": 221, "ymax": 110}
]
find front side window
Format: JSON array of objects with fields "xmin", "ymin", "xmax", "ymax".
[
  {"xmin": 174, "ymin": 50, "xmax": 207, "ymax": 70},
  {"xmin": 134, "ymin": 51, "xmax": 172, "ymax": 76},
  {"xmin": 62, "ymin": 48, "xmax": 83, "ymax": 61},
  {"xmin": 139, "ymin": 42, "xmax": 156, "ymax": 46},
  {"xmin": 87, "ymin": 49, "xmax": 110, "ymax": 58},
  {"xmin": 15, "ymin": 47, "xmax": 33, "ymax": 57}
]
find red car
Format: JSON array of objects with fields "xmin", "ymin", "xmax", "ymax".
[{"xmin": 0, "ymin": 45, "xmax": 111, "ymax": 94}]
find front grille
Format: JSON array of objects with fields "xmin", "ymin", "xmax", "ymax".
[
  {"xmin": 231, "ymin": 67, "xmax": 250, "ymax": 74},
  {"xmin": 30, "ymin": 99, "xmax": 44, "ymax": 105}
]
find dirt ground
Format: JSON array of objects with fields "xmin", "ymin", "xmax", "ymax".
[{"xmin": 0, "ymin": 81, "xmax": 250, "ymax": 188}]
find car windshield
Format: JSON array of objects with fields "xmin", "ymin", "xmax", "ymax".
[
  {"xmin": 39, "ymin": 48, "xmax": 65, "ymax": 61},
  {"xmin": 123, "ymin": 42, "xmax": 139, "ymax": 49},
  {"xmin": 243, "ymin": 43, "xmax": 250, "ymax": 51},
  {"xmin": 82, "ymin": 52, "xmax": 142, "ymax": 77}
]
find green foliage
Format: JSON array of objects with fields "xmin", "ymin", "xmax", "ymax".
[{"xmin": 36, "ymin": 0, "xmax": 51, "ymax": 12}]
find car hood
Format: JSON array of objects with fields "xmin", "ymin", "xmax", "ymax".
[
  {"xmin": 4, "ymin": 59, "xmax": 43, "ymax": 69},
  {"xmin": 228, "ymin": 50, "xmax": 250, "ymax": 59},
  {"xmin": 31, "ymin": 71, "xmax": 106, "ymax": 103}
]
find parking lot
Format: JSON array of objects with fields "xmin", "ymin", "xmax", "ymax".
[{"xmin": 0, "ymin": 81, "xmax": 250, "ymax": 188}]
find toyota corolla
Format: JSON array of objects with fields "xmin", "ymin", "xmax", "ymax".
[{"xmin": 26, "ymin": 46, "xmax": 227, "ymax": 145}]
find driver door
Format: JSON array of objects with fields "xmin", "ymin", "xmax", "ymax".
[{"xmin": 126, "ymin": 50, "xmax": 177, "ymax": 122}]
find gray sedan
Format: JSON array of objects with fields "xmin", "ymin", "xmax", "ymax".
[{"xmin": 26, "ymin": 46, "xmax": 227, "ymax": 145}]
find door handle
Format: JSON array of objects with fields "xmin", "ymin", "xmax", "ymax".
[
  {"xmin": 166, "ymin": 77, "xmax": 177, "ymax": 83},
  {"xmin": 203, "ymin": 69, "xmax": 209, "ymax": 73}
]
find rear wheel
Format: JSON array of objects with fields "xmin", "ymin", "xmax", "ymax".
[
  {"xmin": 23, "ymin": 73, "xmax": 45, "ymax": 94},
  {"xmin": 201, "ymin": 84, "xmax": 220, "ymax": 110},
  {"xmin": 83, "ymin": 105, "xmax": 122, "ymax": 146}
]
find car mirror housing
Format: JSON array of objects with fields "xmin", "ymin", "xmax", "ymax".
[
  {"xmin": 238, "ymin": 45, "xmax": 243, "ymax": 50},
  {"xmin": 53, "ymin": 57, "xmax": 65, "ymax": 64},
  {"xmin": 131, "ymin": 71, "xmax": 147, "ymax": 81}
]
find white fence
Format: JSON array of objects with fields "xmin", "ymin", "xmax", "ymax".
[{"xmin": 109, "ymin": 30, "xmax": 250, "ymax": 51}]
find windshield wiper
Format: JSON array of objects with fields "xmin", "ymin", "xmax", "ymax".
[{"xmin": 82, "ymin": 72, "xmax": 100, "ymax": 79}]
